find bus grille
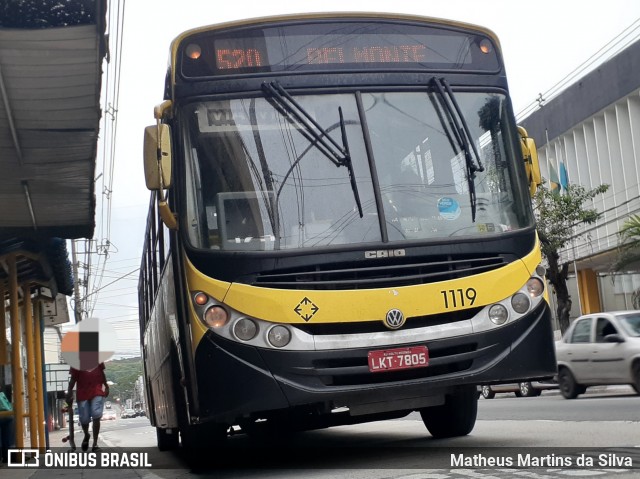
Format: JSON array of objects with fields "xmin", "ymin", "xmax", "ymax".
[{"xmin": 252, "ymin": 253, "xmax": 506, "ymax": 290}]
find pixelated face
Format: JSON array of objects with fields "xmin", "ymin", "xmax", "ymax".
[{"xmin": 61, "ymin": 318, "xmax": 117, "ymax": 370}]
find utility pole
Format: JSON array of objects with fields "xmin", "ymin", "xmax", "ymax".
[{"xmin": 70, "ymin": 240, "xmax": 83, "ymax": 323}]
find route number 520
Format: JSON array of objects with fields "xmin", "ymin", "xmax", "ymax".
[{"xmin": 440, "ymin": 288, "xmax": 477, "ymax": 309}]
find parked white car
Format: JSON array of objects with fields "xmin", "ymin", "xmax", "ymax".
[
  {"xmin": 556, "ymin": 310, "xmax": 640, "ymax": 399},
  {"xmin": 480, "ymin": 380, "xmax": 557, "ymax": 399}
]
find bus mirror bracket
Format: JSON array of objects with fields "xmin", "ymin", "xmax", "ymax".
[
  {"xmin": 518, "ymin": 126, "xmax": 541, "ymax": 197},
  {"xmin": 158, "ymin": 198, "xmax": 178, "ymax": 231}
]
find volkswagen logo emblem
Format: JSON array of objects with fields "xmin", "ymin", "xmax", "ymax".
[{"xmin": 384, "ymin": 309, "xmax": 406, "ymax": 330}]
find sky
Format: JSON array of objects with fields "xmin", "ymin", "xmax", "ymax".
[{"xmin": 87, "ymin": 0, "xmax": 640, "ymax": 357}]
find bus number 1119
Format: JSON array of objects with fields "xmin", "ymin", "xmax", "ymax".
[{"xmin": 441, "ymin": 288, "xmax": 477, "ymax": 309}]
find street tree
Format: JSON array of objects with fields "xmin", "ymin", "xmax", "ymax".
[
  {"xmin": 616, "ymin": 214, "xmax": 640, "ymax": 269},
  {"xmin": 533, "ymin": 181, "xmax": 609, "ymax": 334},
  {"xmin": 615, "ymin": 214, "xmax": 640, "ymax": 308}
]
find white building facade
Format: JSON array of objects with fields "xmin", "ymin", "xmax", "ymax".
[{"xmin": 520, "ymin": 39, "xmax": 640, "ymax": 326}]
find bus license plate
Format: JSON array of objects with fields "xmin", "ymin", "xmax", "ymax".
[{"xmin": 368, "ymin": 346, "xmax": 429, "ymax": 373}]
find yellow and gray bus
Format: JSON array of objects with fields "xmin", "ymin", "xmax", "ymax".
[{"xmin": 138, "ymin": 12, "xmax": 555, "ymax": 450}]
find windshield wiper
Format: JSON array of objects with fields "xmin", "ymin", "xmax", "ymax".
[
  {"xmin": 262, "ymin": 81, "xmax": 363, "ymax": 217},
  {"xmin": 430, "ymin": 77, "xmax": 484, "ymax": 222}
]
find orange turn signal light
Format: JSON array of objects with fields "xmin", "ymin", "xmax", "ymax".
[{"xmin": 194, "ymin": 292, "xmax": 208, "ymax": 305}]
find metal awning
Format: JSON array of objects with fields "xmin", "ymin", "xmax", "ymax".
[{"xmin": 0, "ymin": 2, "xmax": 107, "ymax": 241}]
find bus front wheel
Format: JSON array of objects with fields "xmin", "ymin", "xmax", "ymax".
[{"xmin": 419, "ymin": 387, "xmax": 478, "ymax": 438}]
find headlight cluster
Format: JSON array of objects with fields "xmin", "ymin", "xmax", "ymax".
[
  {"xmin": 487, "ymin": 266, "xmax": 546, "ymax": 326},
  {"xmin": 191, "ymin": 292, "xmax": 293, "ymax": 348}
]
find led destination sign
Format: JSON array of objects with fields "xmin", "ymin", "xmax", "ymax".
[
  {"xmin": 180, "ymin": 21, "xmax": 500, "ymax": 77},
  {"xmin": 215, "ymin": 43, "xmax": 430, "ymax": 70}
]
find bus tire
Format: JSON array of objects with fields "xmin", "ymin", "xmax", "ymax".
[
  {"xmin": 420, "ymin": 387, "xmax": 477, "ymax": 438},
  {"xmin": 156, "ymin": 427, "xmax": 180, "ymax": 451}
]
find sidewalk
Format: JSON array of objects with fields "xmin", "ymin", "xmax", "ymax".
[{"xmin": 0, "ymin": 424, "xmax": 112, "ymax": 479}]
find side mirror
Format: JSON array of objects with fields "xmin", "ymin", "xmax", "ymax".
[
  {"xmin": 143, "ymin": 121, "xmax": 177, "ymax": 230},
  {"xmin": 143, "ymin": 124, "xmax": 172, "ymax": 190},
  {"xmin": 518, "ymin": 126, "xmax": 541, "ymax": 197},
  {"xmin": 604, "ymin": 334, "xmax": 625, "ymax": 343}
]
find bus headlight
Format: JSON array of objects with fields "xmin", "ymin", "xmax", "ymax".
[
  {"xmin": 234, "ymin": 318, "xmax": 258, "ymax": 341},
  {"xmin": 204, "ymin": 306, "xmax": 229, "ymax": 328},
  {"xmin": 267, "ymin": 325, "xmax": 291, "ymax": 348},
  {"xmin": 488, "ymin": 304, "xmax": 508, "ymax": 325},
  {"xmin": 526, "ymin": 278, "xmax": 544, "ymax": 297},
  {"xmin": 511, "ymin": 293, "xmax": 530, "ymax": 314}
]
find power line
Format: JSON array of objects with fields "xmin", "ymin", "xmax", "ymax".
[
  {"xmin": 71, "ymin": 0, "xmax": 128, "ymax": 322},
  {"xmin": 79, "ymin": 267, "xmax": 139, "ymax": 302},
  {"xmin": 517, "ymin": 18, "xmax": 640, "ymax": 121}
]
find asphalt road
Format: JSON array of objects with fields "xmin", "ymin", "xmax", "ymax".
[
  {"xmin": 14, "ymin": 387, "xmax": 637, "ymax": 479},
  {"xmin": 88, "ymin": 387, "xmax": 640, "ymax": 478}
]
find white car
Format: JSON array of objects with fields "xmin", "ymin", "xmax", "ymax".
[
  {"xmin": 121, "ymin": 408, "xmax": 136, "ymax": 419},
  {"xmin": 556, "ymin": 310, "xmax": 640, "ymax": 399},
  {"xmin": 480, "ymin": 380, "xmax": 557, "ymax": 399},
  {"xmin": 101, "ymin": 409, "xmax": 117, "ymax": 421}
]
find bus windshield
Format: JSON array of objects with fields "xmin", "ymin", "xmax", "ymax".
[{"xmin": 182, "ymin": 90, "xmax": 532, "ymax": 251}]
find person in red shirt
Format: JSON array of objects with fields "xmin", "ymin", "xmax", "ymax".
[{"xmin": 65, "ymin": 363, "xmax": 109, "ymax": 452}]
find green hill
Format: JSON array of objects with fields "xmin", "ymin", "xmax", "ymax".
[{"xmin": 104, "ymin": 357, "xmax": 142, "ymax": 405}]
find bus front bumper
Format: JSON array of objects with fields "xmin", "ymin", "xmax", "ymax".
[{"xmin": 194, "ymin": 301, "xmax": 556, "ymax": 423}]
